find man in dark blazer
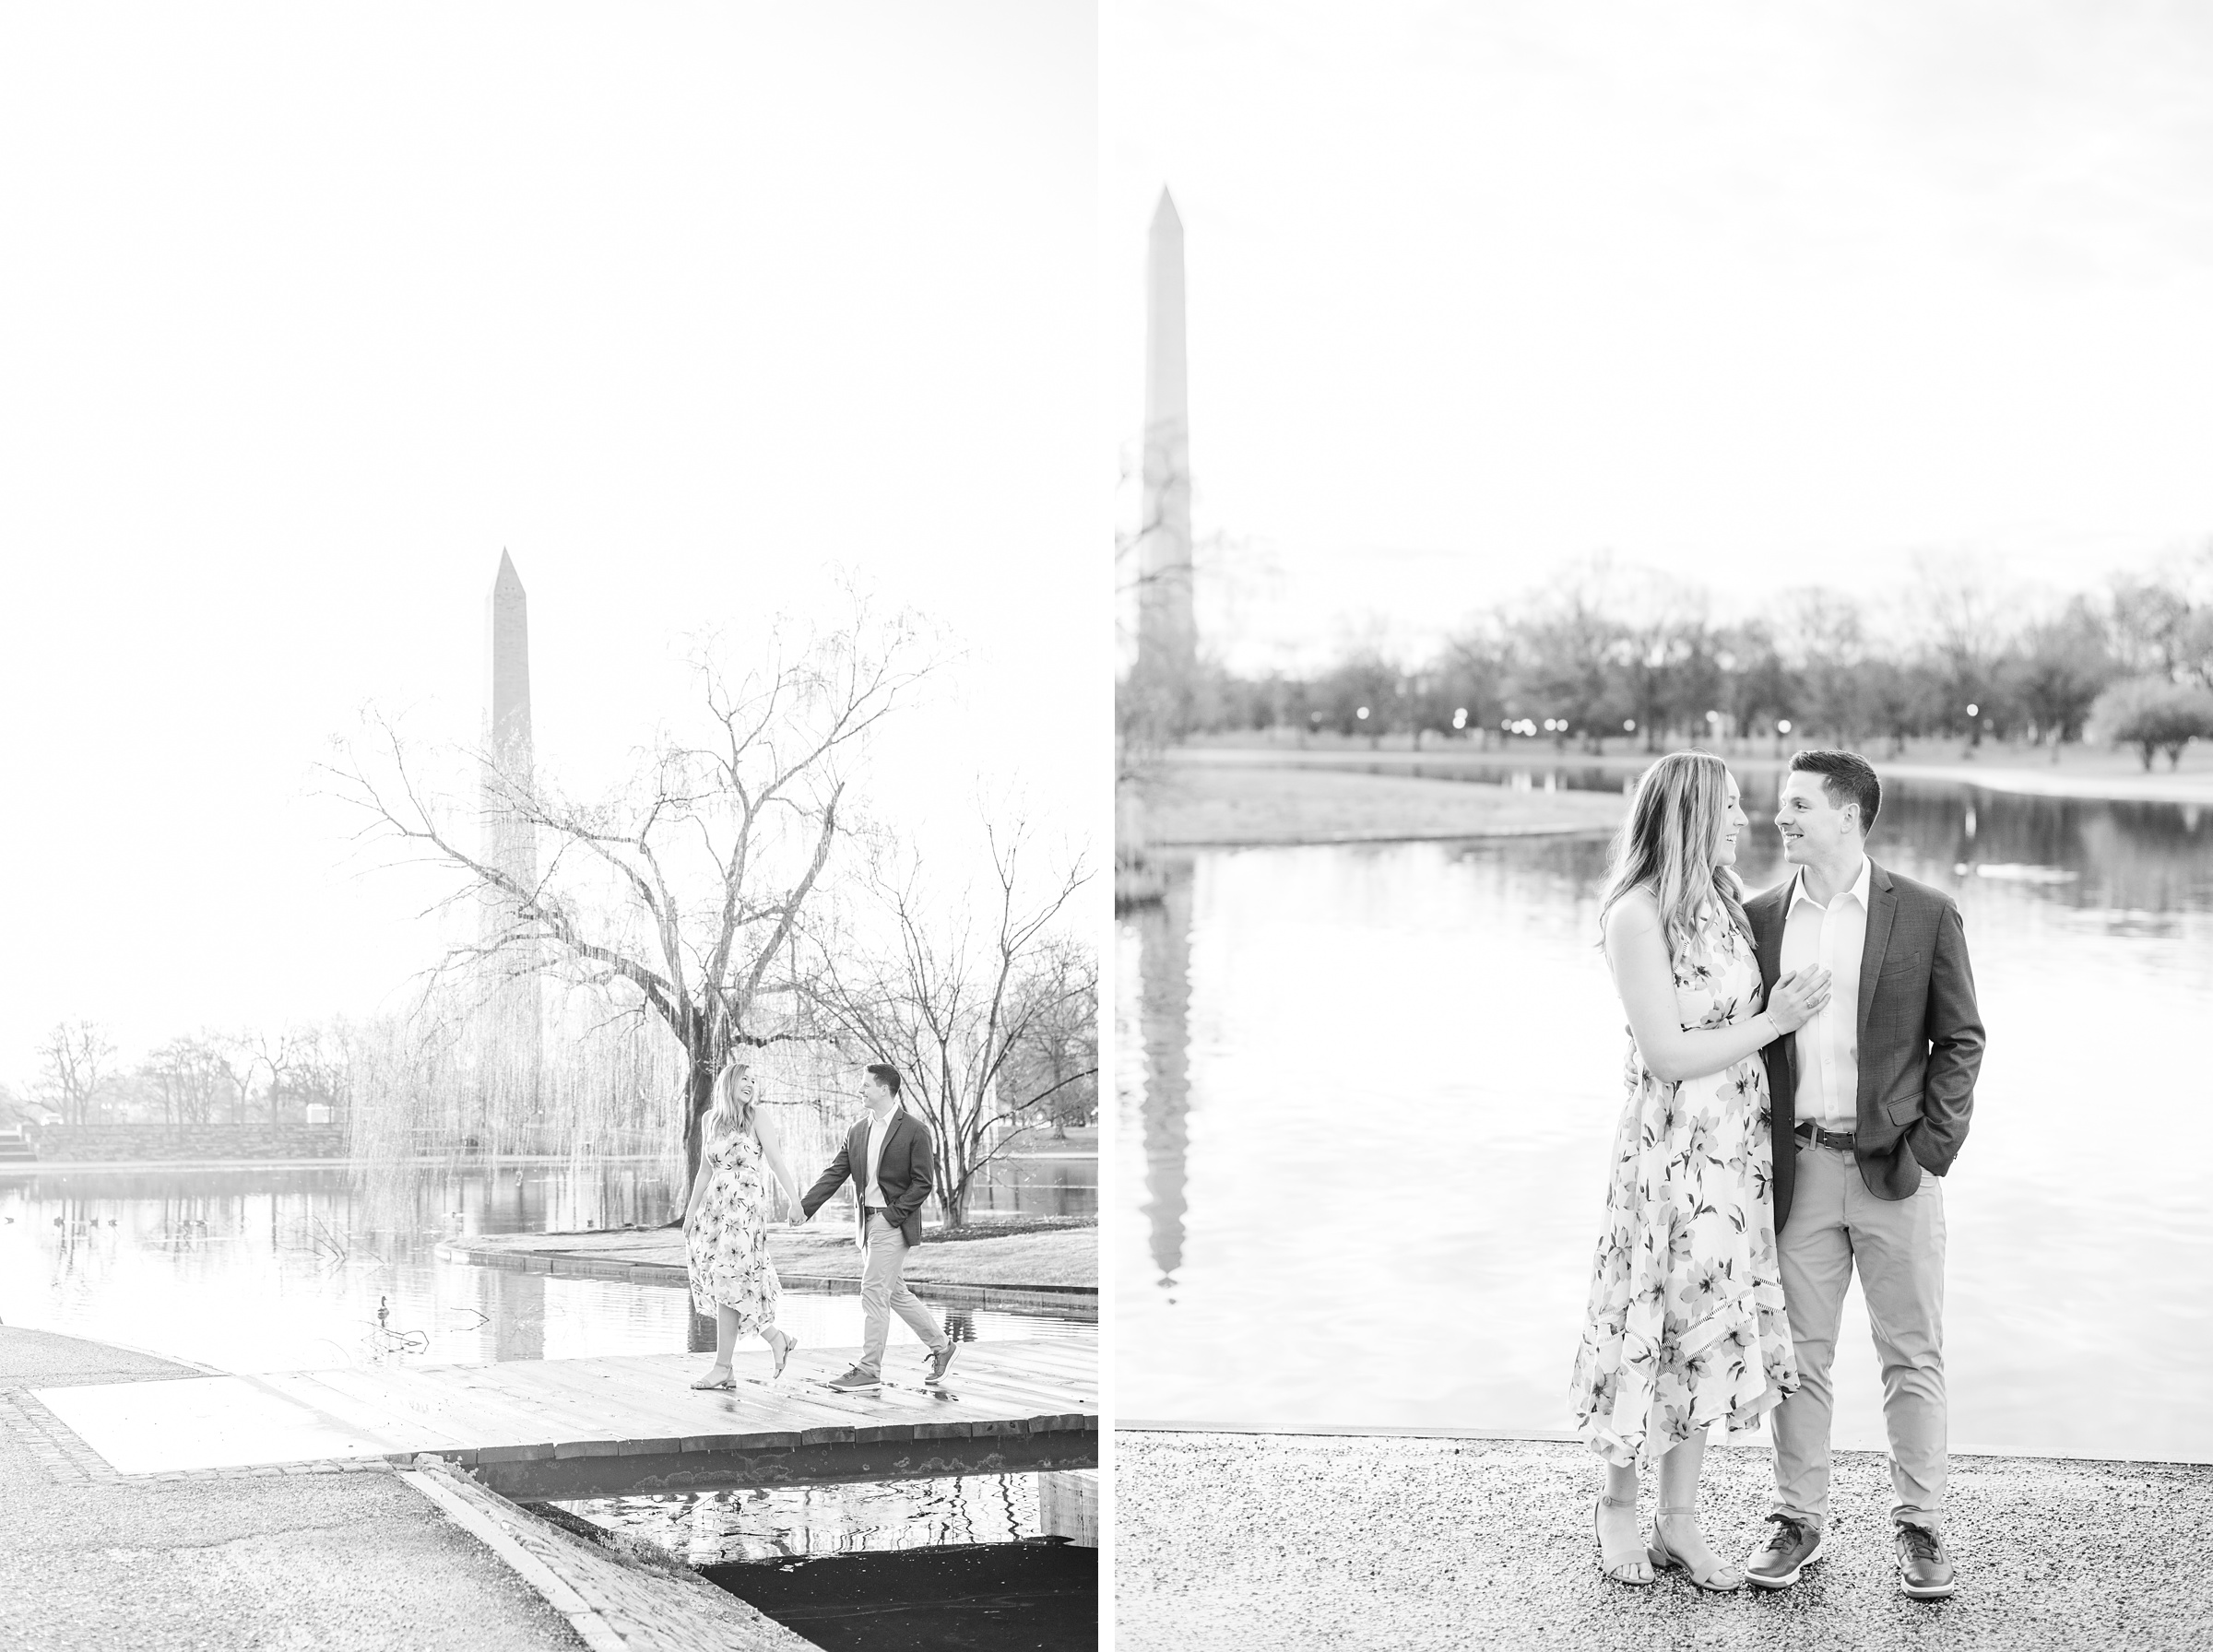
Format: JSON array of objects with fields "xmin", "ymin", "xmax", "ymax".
[
  {"xmin": 1739, "ymin": 750, "xmax": 1983, "ymax": 1600},
  {"xmin": 799, "ymin": 1062, "xmax": 954, "ymax": 1391}
]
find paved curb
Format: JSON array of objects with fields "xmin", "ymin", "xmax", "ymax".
[{"xmin": 437, "ymin": 1240, "xmax": 1099, "ymax": 1319}]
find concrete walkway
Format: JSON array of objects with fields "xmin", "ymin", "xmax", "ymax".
[
  {"xmin": 0, "ymin": 1326, "xmax": 804, "ymax": 1652},
  {"xmin": 1118, "ymin": 1430, "xmax": 2213, "ymax": 1652}
]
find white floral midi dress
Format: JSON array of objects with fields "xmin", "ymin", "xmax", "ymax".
[
  {"xmin": 1568, "ymin": 899, "xmax": 1798, "ymax": 1468},
  {"xmin": 686, "ymin": 1127, "xmax": 782, "ymax": 1330}
]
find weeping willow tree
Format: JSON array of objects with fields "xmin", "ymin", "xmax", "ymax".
[
  {"xmin": 334, "ymin": 598, "xmax": 934, "ymax": 1192},
  {"xmin": 342, "ymin": 985, "xmax": 856, "ymax": 1240}
]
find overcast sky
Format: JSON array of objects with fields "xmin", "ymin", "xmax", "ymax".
[
  {"xmin": 1106, "ymin": 0, "xmax": 2213, "ymax": 670},
  {"xmin": 0, "ymin": 2, "xmax": 1097, "ymax": 1084}
]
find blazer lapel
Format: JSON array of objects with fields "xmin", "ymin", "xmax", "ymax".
[
  {"xmin": 1752, "ymin": 882, "xmax": 1786, "ymax": 999},
  {"xmin": 851, "ymin": 1117, "xmax": 873, "ymax": 1238},
  {"xmin": 1753, "ymin": 877, "xmax": 1796, "ymax": 1114},
  {"xmin": 1855, "ymin": 860, "xmax": 1899, "ymax": 1115}
]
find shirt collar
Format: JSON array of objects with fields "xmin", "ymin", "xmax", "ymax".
[{"xmin": 1790, "ymin": 855, "xmax": 1872, "ymax": 913}]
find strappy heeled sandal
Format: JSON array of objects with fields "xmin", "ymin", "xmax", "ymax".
[
  {"xmin": 1593, "ymin": 1493, "xmax": 1653, "ymax": 1586},
  {"xmin": 770, "ymin": 1328, "xmax": 798, "ymax": 1379},
  {"xmin": 1648, "ymin": 1507, "xmax": 1746, "ymax": 1592}
]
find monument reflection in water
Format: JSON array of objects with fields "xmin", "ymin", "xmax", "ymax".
[{"xmin": 1118, "ymin": 767, "xmax": 2213, "ymax": 1461}]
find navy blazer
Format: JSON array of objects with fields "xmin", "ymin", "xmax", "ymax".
[
  {"xmin": 799, "ymin": 1107, "xmax": 935, "ymax": 1246},
  {"xmin": 1746, "ymin": 859, "xmax": 1984, "ymax": 1235}
]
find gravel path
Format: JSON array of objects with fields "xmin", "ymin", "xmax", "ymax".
[{"xmin": 1118, "ymin": 1430, "xmax": 2213, "ymax": 1651}]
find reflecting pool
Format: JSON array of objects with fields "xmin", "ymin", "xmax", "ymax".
[{"xmin": 1118, "ymin": 767, "xmax": 2213, "ymax": 1462}]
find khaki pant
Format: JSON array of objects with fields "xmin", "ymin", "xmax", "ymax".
[
  {"xmin": 858, "ymin": 1210, "xmax": 948, "ymax": 1379},
  {"xmin": 1771, "ymin": 1139, "xmax": 1947, "ymax": 1532}
]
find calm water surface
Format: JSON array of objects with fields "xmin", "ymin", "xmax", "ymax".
[{"xmin": 1118, "ymin": 768, "xmax": 2213, "ymax": 1461}]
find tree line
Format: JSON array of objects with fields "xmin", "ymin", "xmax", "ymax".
[
  {"xmin": 6, "ymin": 1020, "xmax": 355, "ymax": 1132},
  {"xmin": 1155, "ymin": 555, "xmax": 2213, "ymax": 769}
]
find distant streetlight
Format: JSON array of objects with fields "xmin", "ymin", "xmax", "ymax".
[
  {"xmin": 1356, "ymin": 706, "xmax": 1369, "ymax": 720},
  {"xmin": 1706, "ymin": 710, "xmax": 1722, "ymax": 726},
  {"xmin": 1452, "ymin": 707, "xmax": 1468, "ymax": 730},
  {"xmin": 1778, "ymin": 719, "xmax": 1792, "ymax": 734},
  {"xmin": 1966, "ymin": 703, "xmax": 1979, "ymax": 718},
  {"xmin": 1624, "ymin": 719, "xmax": 1636, "ymax": 732}
]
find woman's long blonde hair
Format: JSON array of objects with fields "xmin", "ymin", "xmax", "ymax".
[
  {"xmin": 704, "ymin": 1056, "xmax": 759, "ymax": 1141},
  {"xmin": 1596, "ymin": 750, "xmax": 1749, "ymax": 959}
]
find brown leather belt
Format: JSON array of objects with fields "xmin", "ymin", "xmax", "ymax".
[{"xmin": 1794, "ymin": 1120, "xmax": 1856, "ymax": 1151}]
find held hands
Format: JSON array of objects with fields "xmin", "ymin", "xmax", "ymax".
[{"xmin": 1766, "ymin": 966, "xmax": 1833, "ymax": 1034}]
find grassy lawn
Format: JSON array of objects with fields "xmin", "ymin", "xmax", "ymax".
[{"xmin": 1138, "ymin": 759, "xmax": 1627, "ymax": 846}]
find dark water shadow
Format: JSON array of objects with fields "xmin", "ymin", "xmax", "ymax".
[{"xmin": 704, "ymin": 1542, "xmax": 1095, "ymax": 1652}]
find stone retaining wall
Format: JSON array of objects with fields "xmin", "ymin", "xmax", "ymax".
[{"xmin": 30, "ymin": 1124, "xmax": 347, "ymax": 1162}]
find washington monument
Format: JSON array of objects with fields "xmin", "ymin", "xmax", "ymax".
[
  {"xmin": 480, "ymin": 550, "xmax": 541, "ymax": 1119},
  {"xmin": 1137, "ymin": 188, "xmax": 1196, "ymax": 679}
]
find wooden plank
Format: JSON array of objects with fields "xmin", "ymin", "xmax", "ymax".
[
  {"xmin": 915, "ymin": 1358, "xmax": 1097, "ymax": 1412},
  {"xmin": 948, "ymin": 1350, "xmax": 1097, "ymax": 1393},
  {"xmin": 568, "ymin": 1349, "xmax": 869, "ymax": 1449},
  {"xmin": 514, "ymin": 1356, "xmax": 795, "ymax": 1456},
  {"xmin": 468, "ymin": 1364, "xmax": 688, "ymax": 1460},
  {"xmin": 571, "ymin": 1353, "xmax": 942, "ymax": 1450},
  {"xmin": 550, "ymin": 1354, "xmax": 817, "ymax": 1450},
  {"xmin": 906, "ymin": 1374, "xmax": 1095, "ymax": 1433},
  {"xmin": 960, "ymin": 1340, "xmax": 1098, "ymax": 1382},
  {"xmin": 947, "ymin": 1346, "xmax": 1098, "ymax": 1397},
  {"xmin": 773, "ymin": 1375, "xmax": 1018, "ymax": 1443},
  {"xmin": 552, "ymin": 1351, "xmax": 895, "ymax": 1452}
]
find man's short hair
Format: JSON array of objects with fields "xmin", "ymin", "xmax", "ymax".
[
  {"xmin": 1788, "ymin": 749, "xmax": 1881, "ymax": 834},
  {"xmin": 865, "ymin": 1063, "xmax": 903, "ymax": 1098}
]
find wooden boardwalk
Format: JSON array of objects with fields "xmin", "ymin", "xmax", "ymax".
[{"xmin": 30, "ymin": 1336, "xmax": 1095, "ymax": 1501}]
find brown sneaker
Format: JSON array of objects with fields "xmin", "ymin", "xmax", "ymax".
[
  {"xmin": 1745, "ymin": 1513, "xmax": 1824, "ymax": 1589},
  {"xmin": 1896, "ymin": 1523, "xmax": 1955, "ymax": 1599}
]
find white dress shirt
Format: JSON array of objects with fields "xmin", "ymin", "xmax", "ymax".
[
  {"xmin": 862, "ymin": 1109, "xmax": 894, "ymax": 1210},
  {"xmin": 1778, "ymin": 856, "xmax": 1871, "ymax": 1134}
]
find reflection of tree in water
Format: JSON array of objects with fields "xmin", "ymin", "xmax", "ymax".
[
  {"xmin": 1133, "ymin": 854, "xmax": 1193, "ymax": 1288},
  {"xmin": 1446, "ymin": 834, "xmax": 1615, "ymax": 910},
  {"xmin": 1877, "ymin": 790, "xmax": 2213, "ymax": 915}
]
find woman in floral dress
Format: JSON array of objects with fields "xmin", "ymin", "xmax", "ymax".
[
  {"xmin": 682, "ymin": 1056, "xmax": 805, "ymax": 1390},
  {"xmin": 1569, "ymin": 751, "xmax": 1828, "ymax": 1591}
]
